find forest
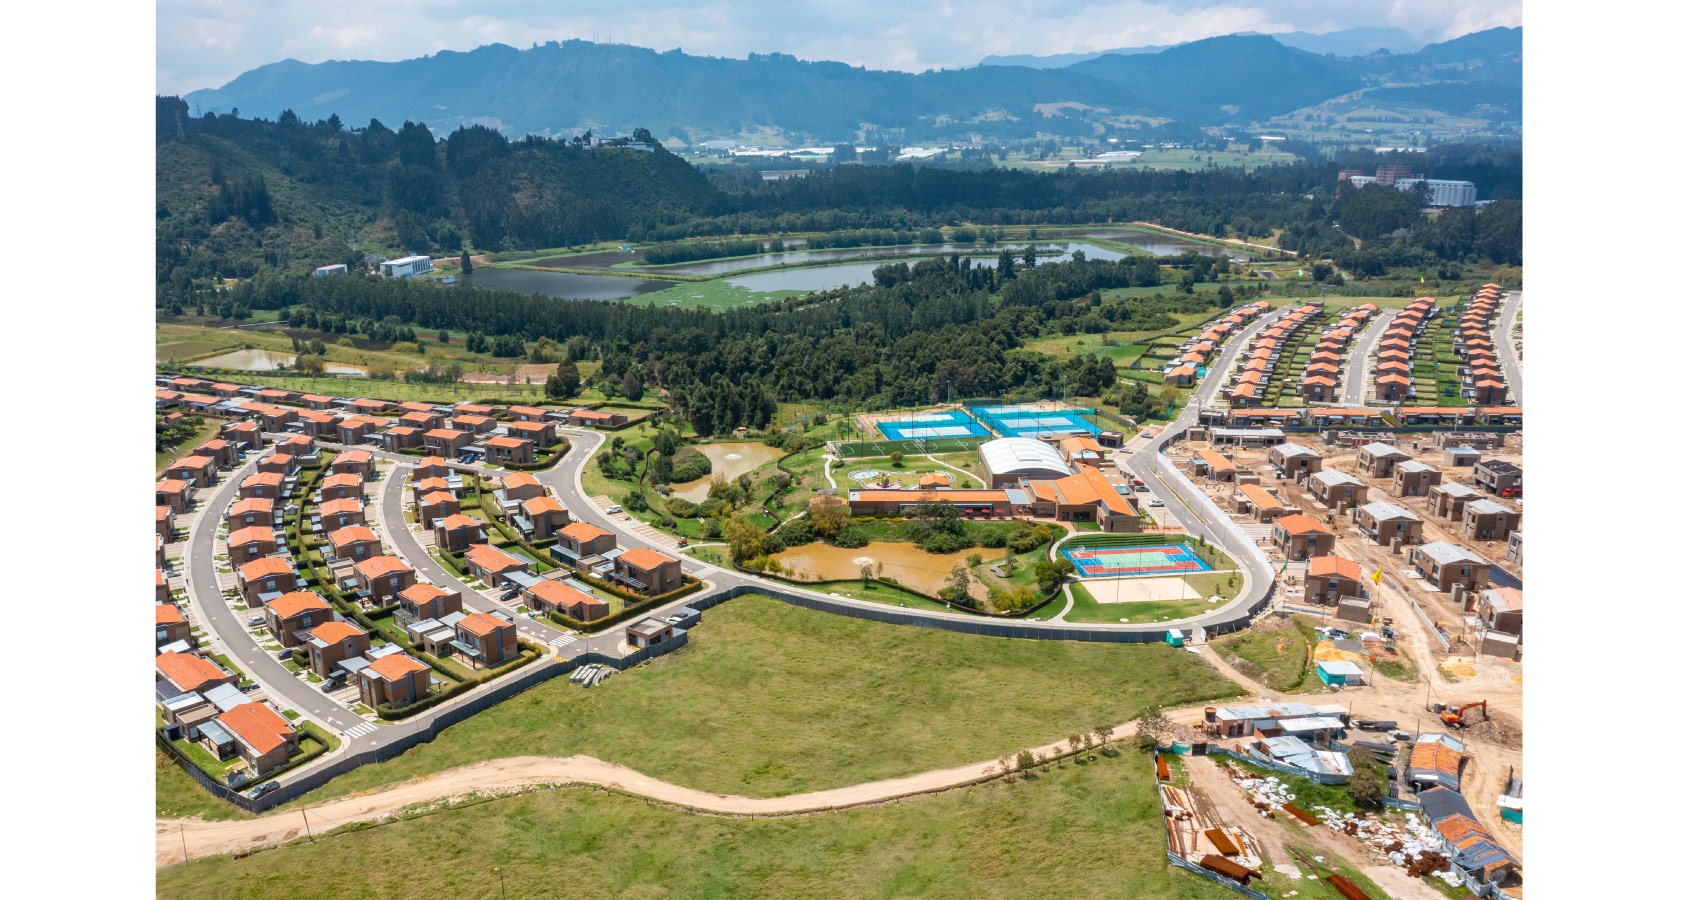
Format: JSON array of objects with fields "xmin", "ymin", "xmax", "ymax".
[
  {"xmin": 160, "ymin": 254, "xmax": 1242, "ymax": 435},
  {"xmin": 155, "ymin": 97, "xmax": 1522, "ymax": 287}
]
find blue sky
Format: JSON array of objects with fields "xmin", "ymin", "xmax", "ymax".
[{"xmin": 157, "ymin": 1, "xmax": 1522, "ymax": 95}]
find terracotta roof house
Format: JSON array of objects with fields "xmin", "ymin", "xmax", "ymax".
[
  {"xmin": 156, "ymin": 651, "xmax": 238, "ymax": 695},
  {"xmin": 1304, "ymin": 556, "xmax": 1362, "ymax": 604},
  {"xmin": 610, "ymin": 548, "xmax": 684, "ymax": 596},
  {"xmin": 327, "ymin": 524, "xmax": 382, "ymax": 561},
  {"xmin": 396, "ymin": 583, "xmax": 462, "ymax": 624},
  {"xmin": 236, "ymin": 557, "xmax": 299, "ymax": 607},
  {"xmin": 514, "ymin": 496, "xmax": 570, "ymax": 540},
  {"xmin": 416, "ymin": 491, "xmax": 460, "ymax": 529},
  {"xmin": 226, "ymin": 525, "xmax": 278, "ymax": 564},
  {"xmin": 1271, "ymin": 514, "xmax": 1336, "ymax": 561},
  {"xmin": 305, "ymin": 620, "xmax": 371, "ymax": 678},
  {"xmin": 353, "ymin": 555, "xmax": 415, "ymax": 602},
  {"xmin": 451, "ymin": 611, "xmax": 519, "ymax": 669},
  {"xmin": 465, "ymin": 544, "xmax": 528, "ymax": 587},
  {"xmin": 525, "ymin": 578, "xmax": 611, "ymax": 622},
  {"xmin": 264, "ymin": 591, "xmax": 334, "ymax": 646},
  {"xmin": 318, "ymin": 496, "xmax": 366, "ymax": 530},
  {"xmin": 359, "ymin": 653, "xmax": 433, "ymax": 711},
  {"xmin": 433, "ymin": 514, "xmax": 486, "ymax": 552},
  {"xmin": 320, "ymin": 472, "xmax": 364, "ymax": 501}
]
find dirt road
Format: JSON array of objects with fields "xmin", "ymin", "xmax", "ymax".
[{"xmin": 157, "ymin": 719, "xmax": 1154, "ymax": 867}]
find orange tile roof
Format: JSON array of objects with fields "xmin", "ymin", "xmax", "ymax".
[
  {"xmin": 424, "ymin": 428, "xmax": 464, "ymax": 441},
  {"xmin": 416, "ymin": 477, "xmax": 450, "ymax": 493},
  {"xmin": 918, "ymin": 472, "xmax": 950, "ymax": 487},
  {"xmin": 558, "ymin": 522, "xmax": 613, "ymax": 543},
  {"xmin": 243, "ymin": 472, "xmax": 284, "ymax": 488},
  {"xmin": 239, "ymin": 557, "xmax": 293, "ymax": 580},
  {"xmin": 218, "ymin": 701, "xmax": 296, "ymax": 755},
  {"xmin": 436, "ymin": 514, "xmax": 481, "ymax": 531},
  {"xmin": 309, "ymin": 620, "xmax": 366, "ymax": 643},
  {"xmin": 466, "ymin": 544, "xmax": 524, "ymax": 572},
  {"xmin": 1274, "ymin": 514, "xmax": 1330, "ymax": 535},
  {"xmin": 457, "ymin": 611, "xmax": 509, "ymax": 636},
  {"xmin": 227, "ymin": 525, "xmax": 274, "ymax": 547},
  {"xmin": 487, "ymin": 436, "xmax": 530, "ymax": 449},
  {"xmin": 156, "ymin": 505, "xmax": 173, "ymax": 521},
  {"xmin": 399, "ymin": 401, "xmax": 437, "ymax": 412},
  {"xmin": 297, "ymin": 411, "xmax": 336, "ymax": 423},
  {"xmin": 1238, "ymin": 484, "xmax": 1286, "ymax": 511},
  {"xmin": 400, "ymin": 412, "xmax": 438, "ymax": 425},
  {"xmin": 850, "ymin": 488, "xmax": 1010, "ymax": 503},
  {"xmin": 619, "ymin": 547, "xmax": 677, "ymax": 570},
  {"xmin": 418, "ymin": 456, "xmax": 449, "ymax": 469},
  {"xmin": 354, "ymin": 555, "xmax": 411, "ymax": 580},
  {"xmin": 322, "ymin": 473, "xmax": 363, "ymax": 489},
  {"xmin": 572, "ymin": 409, "xmax": 617, "ymax": 420},
  {"xmin": 1307, "ymin": 555, "xmax": 1361, "ymax": 580},
  {"xmin": 367, "ymin": 653, "xmax": 429, "ymax": 681},
  {"xmin": 420, "ymin": 491, "xmax": 458, "ymax": 507},
  {"xmin": 333, "ymin": 450, "xmax": 373, "ymax": 465},
  {"xmin": 522, "ymin": 496, "xmax": 564, "ymax": 515},
  {"xmin": 267, "ymin": 591, "xmax": 330, "ymax": 618},
  {"xmin": 328, "ymin": 525, "xmax": 379, "ymax": 547},
  {"xmin": 386, "ymin": 427, "xmax": 421, "ymax": 438},
  {"xmin": 168, "ymin": 455, "xmax": 215, "ymax": 472},
  {"xmin": 400, "ymin": 582, "xmax": 455, "ymax": 604},
  {"xmin": 529, "ymin": 579, "xmax": 596, "ymax": 608},
  {"xmin": 155, "ymin": 604, "xmax": 186, "ymax": 625},
  {"xmin": 156, "ymin": 478, "xmax": 189, "ymax": 494},
  {"xmin": 508, "ymin": 405, "xmax": 546, "ymax": 417},
  {"xmin": 501, "ymin": 472, "xmax": 541, "ymax": 489},
  {"xmin": 452, "ymin": 415, "xmax": 494, "ymax": 427},
  {"xmin": 156, "ymin": 651, "xmax": 229, "ymax": 691},
  {"xmin": 320, "ymin": 497, "xmax": 363, "ymax": 516},
  {"xmin": 1196, "ymin": 449, "xmax": 1235, "ymax": 471},
  {"xmin": 300, "ymin": 394, "xmax": 333, "ymax": 403}
]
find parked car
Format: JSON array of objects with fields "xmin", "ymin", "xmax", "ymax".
[
  {"xmin": 605, "ymin": 505, "xmax": 623, "ymax": 515},
  {"xmin": 275, "ymin": 648, "xmax": 294, "ymax": 660},
  {"xmin": 320, "ymin": 679, "xmax": 340, "ymax": 693},
  {"xmin": 1148, "ymin": 498, "xmax": 1166, "ymax": 507},
  {"xmin": 247, "ymin": 616, "xmax": 266, "ymax": 628},
  {"xmin": 245, "ymin": 781, "xmax": 280, "ymax": 799},
  {"xmin": 500, "ymin": 587, "xmax": 521, "ymax": 601}
]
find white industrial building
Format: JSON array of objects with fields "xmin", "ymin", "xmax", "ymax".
[
  {"xmin": 379, "ymin": 255, "xmax": 434, "ymax": 279},
  {"xmin": 313, "ymin": 264, "xmax": 348, "ymax": 277},
  {"xmin": 1394, "ymin": 178, "xmax": 1478, "ymax": 207}
]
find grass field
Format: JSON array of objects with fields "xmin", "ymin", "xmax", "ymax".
[
  {"xmin": 276, "ymin": 594, "xmax": 1241, "ymax": 808},
  {"xmin": 835, "ymin": 435, "xmax": 990, "ymax": 458},
  {"xmin": 1212, "ymin": 614, "xmax": 1327, "ymax": 692},
  {"xmin": 1063, "ymin": 582, "xmax": 1223, "ymax": 625},
  {"xmin": 156, "ymin": 749, "xmax": 255, "ymax": 822},
  {"xmin": 156, "ymin": 416, "xmax": 222, "ymax": 476},
  {"xmin": 630, "ymin": 278, "xmax": 805, "ymax": 311},
  {"xmin": 159, "ymin": 749, "xmax": 1238, "ymax": 900}
]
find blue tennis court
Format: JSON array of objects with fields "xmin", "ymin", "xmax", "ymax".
[
  {"xmin": 971, "ymin": 405, "xmax": 1102, "ymax": 438},
  {"xmin": 1062, "ymin": 544, "xmax": 1212, "ymax": 578},
  {"xmin": 877, "ymin": 410, "xmax": 991, "ymax": 440}
]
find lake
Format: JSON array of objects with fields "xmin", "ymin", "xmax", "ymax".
[
  {"xmin": 1072, "ymin": 228, "xmax": 1251, "ymax": 262},
  {"xmin": 195, "ymin": 348, "xmax": 367, "ymax": 375},
  {"xmin": 460, "ymin": 268, "xmax": 674, "ymax": 301},
  {"xmin": 669, "ymin": 442, "xmax": 793, "ymax": 504},
  {"xmin": 646, "ymin": 240, "xmax": 1122, "ymax": 278},
  {"xmin": 722, "ymin": 242, "xmax": 1129, "ymax": 293}
]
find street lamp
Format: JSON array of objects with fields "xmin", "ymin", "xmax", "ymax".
[{"xmin": 493, "ymin": 867, "xmax": 507, "ymax": 900}]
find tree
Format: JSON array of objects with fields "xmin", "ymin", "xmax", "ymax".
[
  {"xmin": 889, "ymin": 451, "xmax": 904, "ymax": 467},
  {"xmin": 1021, "ymin": 245, "xmax": 1038, "ymax": 268},
  {"xmin": 1346, "ymin": 748, "xmax": 1384, "ymax": 808},
  {"xmin": 437, "ymin": 330, "xmax": 450, "ymax": 344},
  {"xmin": 622, "ymin": 372, "xmax": 643, "ymax": 401},
  {"xmin": 1015, "ymin": 749, "xmax": 1038, "ymax": 774},
  {"xmin": 1135, "ymin": 710, "xmax": 1172, "ymax": 752},
  {"xmin": 1067, "ymin": 734, "xmax": 1083, "ymax": 755},
  {"xmin": 723, "ymin": 516, "xmax": 765, "ymax": 563},
  {"xmin": 943, "ymin": 564, "xmax": 971, "ymax": 602},
  {"xmin": 808, "ymin": 501, "xmax": 850, "ymax": 537},
  {"xmin": 545, "ymin": 359, "xmax": 581, "ymax": 399},
  {"xmin": 1093, "ymin": 723, "xmax": 1115, "ymax": 748},
  {"xmin": 460, "ymin": 250, "xmax": 473, "ymax": 274},
  {"xmin": 859, "ymin": 560, "xmax": 874, "ymax": 588}
]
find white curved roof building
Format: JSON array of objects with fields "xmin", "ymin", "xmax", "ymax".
[{"xmin": 978, "ymin": 437, "xmax": 1071, "ymax": 486}]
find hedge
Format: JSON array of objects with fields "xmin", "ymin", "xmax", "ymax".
[
  {"xmin": 546, "ymin": 575, "xmax": 705, "ymax": 632},
  {"xmin": 373, "ymin": 641, "xmax": 546, "ymax": 721}
]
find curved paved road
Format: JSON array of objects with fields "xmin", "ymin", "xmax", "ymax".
[
  {"xmin": 180, "ymin": 309, "xmax": 1282, "ymax": 795},
  {"xmin": 1345, "ymin": 309, "xmax": 1396, "ymax": 406},
  {"xmin": 1494, "ymin": 290, "xmax": 1522, "ymax": 403}
]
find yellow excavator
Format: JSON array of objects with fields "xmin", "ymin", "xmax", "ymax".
[{"xmin": 1439, "ymin": 700, "xmax": 1488, "ymax": 728}]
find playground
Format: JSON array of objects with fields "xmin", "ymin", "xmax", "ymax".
[{"xmin": 1061, "ymin": 543, "xmax": 1212, "ymax": 578}]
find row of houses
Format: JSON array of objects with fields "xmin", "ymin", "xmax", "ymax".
[
  {"xmin": 1224, "ymin": 302, "xmax": 1325, "ymax": 406},
  {"xmin": 1196, "ymin": 404, "xmax": 1524, "ymax": 434},
  {"xmin": 1296, "ymin": 304, "xmax": 1379, "ymax": 403},
  {"xmin": 1372, "ymin": 296, "xmax": 1438, "ymax": 402},
  {"xmin": 1161, "ymin": 300, "xmax": 1273, "ymax": 387},
  {"xmin": 1452, "ymin": 284, "xmax": 1509, "ymax": 405}
]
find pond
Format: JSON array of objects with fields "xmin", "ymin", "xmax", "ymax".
[
  {"xmin": 637, "ymin": 240, "xmax": 1121, "ymax": 278},
  {"xmin": 770, "ymin": 542, "xmax": 982, "ymax": 597},
  {"xmin": 1071, "ymin": 228, "xmax": 1251, "ymax": 262},
  {"xmin": 194, "ymin": 348, "xmax": 367, "ymax": 375},
  {"xmin": 669, "ymin": 442, "xmax": 792, "ymax": 504},
  {"xmin": 459, "ymin": 268, "xmax": 674, "ymax": 301},
  {"xmin": 720, "ymin": 243, "xmax": 1123, "ymax": 293}
]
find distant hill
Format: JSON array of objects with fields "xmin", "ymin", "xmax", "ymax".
[
  {"xmin": 186, "ymin": 41, "xmax": 1154, "ymax": 143},
  {"xmin": 979, "ymin": 26, "xmax": 1426, "ymax": 68},
  {"xmin": 181, "ymin": 28, "xmax": 1520, "ymax": 140},
  {"xmin": 1065, "ymin": 35, "xmax": 1362, "ymax": 122}
]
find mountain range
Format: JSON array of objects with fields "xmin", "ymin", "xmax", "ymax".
[
  {"xmin": 980, "ymin": 26, "xmax": 1428, "ymax": 68},
  {"xmin": 182, "ymin": 28, "xmax": 1520, "ymax": 142}
]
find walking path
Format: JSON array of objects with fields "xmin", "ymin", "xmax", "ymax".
[
  {"xmin": 157, "ymin": 718, "xmax": 1153, "ymax": 866},
  {"xmin": 924, "ymin": 453, "xmax": 980, "ymax": 487}
]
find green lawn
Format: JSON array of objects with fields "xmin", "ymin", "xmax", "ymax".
[
  {"xmin": 156, "ymin": 749, "xmax": 255, "ymax": 822},
  {"xmin": 280, "ymin": 594, "xmax": 1241, "ymax": 807},
  {"xmin": 628, "ymin": 278, "xmax": 805, "ymax": 311},
  {"xmin": 1063, "ymin": 582, "xmax": 1223, "ymax": 625},
  {"xmin": 159, "ymin": 750, "xmax": 1236, "ymax": 900},
  {"xmin": 1211, "ymin": 614, "xmax": 1322, "ymax": 691}
]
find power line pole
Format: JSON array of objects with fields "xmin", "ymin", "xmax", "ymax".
[{"xmin": 302, "ymin": 809, "xmax": 313, "ymax": 842}]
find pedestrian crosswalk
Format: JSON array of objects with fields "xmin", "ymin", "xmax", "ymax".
[
  {"xmin": 343, "ymin": 721, "xmax": 378, "ymax": 739},
  {"xmin": 548, "ymin": 633, "xmax": 578, "ymax": 649}
]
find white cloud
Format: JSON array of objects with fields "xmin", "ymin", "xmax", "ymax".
[{"xmin": 156, "ymin": 0, "xmax": 1522, "ymax": 95}]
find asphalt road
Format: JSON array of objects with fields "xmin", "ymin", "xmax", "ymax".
[
  {"xmin": 1344, "ymin": 310, "xmax": 1396, "ymax": 406},
  {"xmin": 1493, "ymin": 290, "xmax": 1523, "ymax": 403},
  {"xmin": 182, "ymin": 315, "xmax": 1287, "ymax": 788}
]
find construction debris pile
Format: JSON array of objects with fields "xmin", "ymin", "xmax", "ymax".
[{"xmin": 1160, "ymin": 783, "xmax": 1265, "ymax": 871}]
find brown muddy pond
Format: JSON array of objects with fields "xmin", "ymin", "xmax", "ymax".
[
  {"xmin": 770, "ymin": 542, "xmax": 981, "ymax": 596},
  {"xmin": 670, "ymin": 442, "xmax": 791, "ymax": 503}
]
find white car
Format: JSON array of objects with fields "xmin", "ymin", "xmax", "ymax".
[
  {"xmin": 605, "ymin": 505, "xmax": 623, "ymax": 515},
  {"xmin": 1148, "ymin": 498, "xmax": 1166, "ymax": 507}
]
